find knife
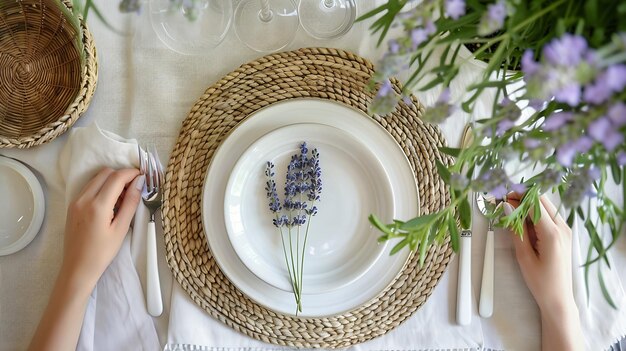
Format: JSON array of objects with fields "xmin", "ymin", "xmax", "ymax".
[{"xmin": 456, "ymin": 123, "xmax": 474, "ymax": 326}]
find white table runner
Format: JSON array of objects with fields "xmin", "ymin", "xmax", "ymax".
[{"xmin": 1, "ymin": 2, "xmax": 625, "ymax": 350}]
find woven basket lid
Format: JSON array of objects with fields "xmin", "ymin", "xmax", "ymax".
[{"xmin": 0, "ymin": 0, "xmax": 97, "ymax": 148}]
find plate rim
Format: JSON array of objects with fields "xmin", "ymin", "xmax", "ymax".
[
  {"xmin": 0, "ymin": 156, "xmax": 45, "ymax": 256},
  {"xmin": 201, "ymin": 97, "xmax": 420, "ymax": 318}
]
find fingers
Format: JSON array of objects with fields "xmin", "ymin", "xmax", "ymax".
[
  {"xmin": 78, "ymin": 167, "xmax": 115, "ymax": 200},
  {"xmin": 113, "ymin": 175, "xmax": 145, "ymax": 231},
  {"xmin": 539, "ymin": 195, "xmax": 567, "ymax": 228},
  {"xmin": 533, "ymin": 198, "xmax": 559, "ymax": 235},
  {"xmin": 503, "ymin": 201, "xmax": 538, "ymax": 262},
  {"xmin": 97, "ymin": 169, "xmax": 141, "ymax": 207},
  {"xmin": 506, "ymin": 192, "xmax": 523, "ymax": 201}
]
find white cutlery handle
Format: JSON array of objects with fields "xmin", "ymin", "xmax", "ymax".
[
  {"xmin": 456, "ymin": 231, "xmax": 472, "ymax": 326},
  {"xmin": 146, "ymin": 221, "xmax": 163, "ymax": 317},
  {"xmin": 479, "ymin": 230, "xmax": 495, "ymax": 318}
]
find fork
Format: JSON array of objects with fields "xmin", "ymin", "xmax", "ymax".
[{"xmin": 138, "ymin": 144, "xmax": 164, "ymax": 317}]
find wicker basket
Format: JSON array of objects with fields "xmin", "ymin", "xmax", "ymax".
[{"xmin": 0, "ymin": 0, "xmax": 97, "ymax": 148}]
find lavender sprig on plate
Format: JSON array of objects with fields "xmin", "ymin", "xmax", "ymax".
[{"xmin": 264, "ymin": 142, "xmax": 322, "ymax": 314}]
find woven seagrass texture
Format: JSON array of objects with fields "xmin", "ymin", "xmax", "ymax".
[
  {"xmin": 163, "ymin": 47, "xmax": 454, "ymax": 348},
  {"xmin": 0, "ymin": 0, "xmax": 97, "ymax": 148}
]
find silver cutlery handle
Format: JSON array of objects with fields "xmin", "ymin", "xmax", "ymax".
[
  {"xmin": 479, "ymin": 230, "xmax": 494, "ymax": 318},
  {"xmin": 456, "ymin": 230, "xmax": 472, "ymax": 325},
  {"xmin": 146, "ymin": 220, "xmax": 163, "ymax": 317}
]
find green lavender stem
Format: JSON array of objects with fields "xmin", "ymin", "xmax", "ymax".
[
  {"xmin": 298, "ymin": 200, "xmax": 316, "ymax": 302},
  {"xmin": 278, "ymin": 225, "xmax": 298, "ymax": 307}
]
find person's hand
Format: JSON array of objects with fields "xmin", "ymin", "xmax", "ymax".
[
  {"xmin": 28, "ymin": 168, "xmax": 144, "ymax": 351},
  {"xmin": 504, "ymin": 193, "xmax": 574, "ymax": 311},
  {"xmin": 61, "ymin": 167, "xmax": 144, "ymax": 290},
  {"xmin": 504, "ymin": 193, "xmax": 584, "ymax": 351}
]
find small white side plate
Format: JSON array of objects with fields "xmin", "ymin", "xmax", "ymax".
[
  {"xmin": 224, "ymin": 123, "xmax": 394, "ymax": 294},
  {"xmin": 0, "ymin": 156, "xmax": 45, "ymax": 256}
]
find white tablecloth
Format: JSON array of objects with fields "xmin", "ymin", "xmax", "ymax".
[{"xmin": 1, "ymin": 2, "xmax": 626, "ymax": 350}]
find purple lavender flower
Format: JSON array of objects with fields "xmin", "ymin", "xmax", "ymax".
[
  {"xmin": 423, "ymin": 88, "xmax": 455, "ymax": 123},
  {"xmin": 274, "ymin": 142, "xmax": 322, "ymax": 227},
  {"xmin": 478, "ymin": 0, "xmax": 506, "ymax": 36},
  {"xmin": 603, "ymin": 131, "xmax": 624, "ymax": 152},
  {"xmin": 608, "ymin": 102, "xmax": 626, "ymax": 127},
  {"xmin": 305, "ymin": 206, "xmax": 318, "ymax": 216},
  {"xmin": 472, "ymin": 168, "xmax": 513, "ymax": 199},
  {"xmin": 377, "ymin": 79, "xmax": 393, "ymax": 97},
  {"xmin": 588, "ymin": 117, "xmax": 612, "ymax": 141},
  {"xmin": 573, "ymin": 136, "xmax": 593, "ymax": 153},
  {"xmin": 554, "ymin": 83, "xmax": 581, "ymax": 106},
  {"xmin": 588, "ymin": 116, "xmax": 624, "ymax": 151},
  {"xmin": 411, "ymin": 28, "xmax": 429, "ymax": 49},
  {"xmin": 496, "ymin": 119, "xmax": 515, "ymax": 136},
  {"xmin": 583, "ymin": 79, "xmax": 612, "ymax": 105},
  {"xmin": 291, "ymin": 214, "xmax": 307, "ymax": 226},
  {"xmin": 307, "ymin": 148, "xmax": 322, "ymax": 202},
  {"xmin": 617, "ymin": 152, "xmax": 626, "ymax": 166},
  {"xmin": 524, "ymin": 138, "xmax": 541, "ymax": 149},
  {"xmin": 605, "ymin": 64, "xmax": 626, "ymax": 92},
  {"xmin": 410, "ymin": 20, "xmax": 437, "ymax": 49},
  {"xmin": 424, "ymin": 20, "xmax": 436, "ymax": 35},
  {"xmin": 438, "ymin": 88, "xmax": 451, "ymax": 104},
  {"xmin": 265, "ymin": 162, "xmax": 282, "ymax": 214},
  {"xmin": 521, "ymin": 50, "xmax": 540, "ymax": 76},
  {"xmin": 556, "ymin": 142, "xmax": 577, "ymax": 167},
  {"xmin": 538, "ymin": 169, "xmax": 563, "ymax": 190},
  {"xmin": 528, "ymin": 99, "xmax": 545, "ymax": 111},
  {"xmin": 272, "ymin": 215, "xmax": 289, "ymax": 227},
  {"xmin": 445, "ymin": 0, "xmax": 466, "ymax": 20},
  {"xmin": 556, "ymin": 136, "xmax": 593, "ymax": 167},
  {"xmin": 563, "ymin": 168, "xmax": 600, "ymax": 208},
  {"xmin": 389, "ymin": 40, "xmax": 400, "ymax": 54},
  {"xmin": 544, "ymin": 112, "xmax": 573, "ymax": 131},
  {"xmin": 490, "ymin": 184, "xmax": 508, "ymax": 199},
  {"xmin": 510, "ymin": 183, "xmax": 527, "ymax": 194},
  {"xmin": 543, "ymin": 34, "xmax": 588, "ymax": 67}
]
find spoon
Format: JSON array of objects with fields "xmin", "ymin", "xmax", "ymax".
[{"xmin": 476, "ymin": 192, "xmax": 503, "ymax": 318}]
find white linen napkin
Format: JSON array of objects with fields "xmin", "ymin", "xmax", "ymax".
[{"xmin": 58, "ymin": 123, "xmax": 161, "ymax": 351}]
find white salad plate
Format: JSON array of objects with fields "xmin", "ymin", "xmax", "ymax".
[
  {"xmin": 224, "ymin": 123, "xmax": 395, "ymax": 294},
  {"xmin": 202, "ymin": 99, "xmax": 419, "ymax": 317},
  {"xmin": 0, "ymin": 156, "xmax": 45, "ymax": 256}
]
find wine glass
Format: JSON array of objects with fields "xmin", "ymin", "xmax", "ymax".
[
  {"xmin": 298, "ymin": 0, "xmax": 356, "ymax": 40},
  {"xmin": 234, "ymin": 0, "xmax": 299, "ymax": 52},
  {"xmin": 150, "ymin": 0, "xmax": 232, "ymax": 55}
]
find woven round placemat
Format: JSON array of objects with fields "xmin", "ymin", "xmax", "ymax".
[
  {"xmin": 0, "ymin": 0, "xmax": 97, "ymax": 148},
  {"xmin": 163, "ymin": 47, "xmax": 453, "ymax": 348}
]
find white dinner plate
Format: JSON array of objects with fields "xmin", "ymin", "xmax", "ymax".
[
  {"xmin": 224, "ymin": 123, "xmax": 394, "ymax": 294},
  {"xmin": 203, "ymin": 99, "xmax": 419, "ymax": 317},
  {"xmin": 0, "ymin": 156, "xmax": 45, "ymax": 256}
]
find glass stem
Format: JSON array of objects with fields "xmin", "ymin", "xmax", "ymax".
[
  {"xmin": 323, "ymin": 0, "xmax": 335, "ymax": 8},
  {"xmin": 259, "ymin": 0, "xmax": 273, "ymax": 22}
]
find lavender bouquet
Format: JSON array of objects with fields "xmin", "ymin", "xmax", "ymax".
[
  {"xmin": 362, "ymin": 0, "xmax": 626, "ymax": 306},
  {"xmin": 265, "ymin": 142, "xmax": 322, "ymax": 314}
]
